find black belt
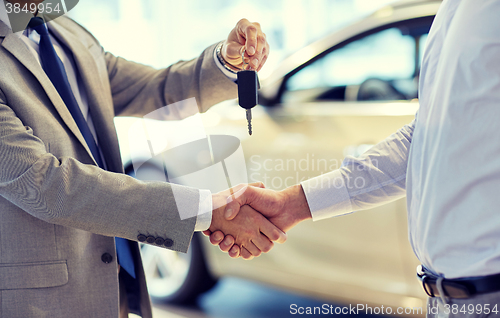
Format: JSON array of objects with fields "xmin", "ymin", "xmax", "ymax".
[{"xmin": 417, "ymin": 265, "xmax": 500, "ymax": 299}]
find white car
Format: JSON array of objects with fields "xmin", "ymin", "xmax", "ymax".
[{"xmin": 114, "ymin": 0, "xmax": 440, "ymax": 313}]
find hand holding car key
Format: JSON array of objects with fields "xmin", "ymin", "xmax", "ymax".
[{"xmin": 237, "ymin": 49, "xmax": 260, "ymax": 135}]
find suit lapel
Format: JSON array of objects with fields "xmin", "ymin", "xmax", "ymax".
[
  {"xmin": 47, "ymin": 19, "xmax": 123, "ymax": 173},
  {"xmin": 1, "ymin": 18, "xmax": 123, "ymax": 171},
  {"xmin": 0, "ymin": 26, "xmax": 96, "ymax": 165}
]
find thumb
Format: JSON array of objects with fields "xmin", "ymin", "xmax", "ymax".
[
  {"xmin": 249, "ymin": 181, "xmax": 265, "ymax": 189},
  {"xmin": 224, "ymin": 184, "xmax": 256, "ymax": 220},
  {"xmin": 223, "ymin": 183, "xmax": 266, "ymax": 220},
  {"xmin": 224, "ymin": 192, "xmax": 243, "ymax": 220}
]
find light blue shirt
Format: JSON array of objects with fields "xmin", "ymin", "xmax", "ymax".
[{"xmin": 302, "ymin": 0, "xmax": 500, "ymax": 279}]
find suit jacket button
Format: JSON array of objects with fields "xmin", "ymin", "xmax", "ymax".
[
  {"xmin": 155, "ymin": 237, "xmax": 165, "ymax": 246},
  {"xmin": 137, "ymin": 234, "xmax": 147, "ymax": 242},
  {"xmin": 101, "ymin": 253, "xmax": 113, "ymax": 264},
  {"xmin": 146, "ymin": 236, "xmax": 156, "ymax": 244},
  {"xmin": 164, "ymin": 238, "xmax": 174, "ymax": 247}
]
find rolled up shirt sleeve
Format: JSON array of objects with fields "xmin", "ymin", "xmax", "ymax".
[{"xmin": 301, "ymin": 120, "xmax": 415, "ymax": 221}]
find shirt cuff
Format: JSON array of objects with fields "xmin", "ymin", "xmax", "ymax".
[
  {"xmin": 213, "ymin": 45, "xmax": 238, "ymax": 82},
  {"xmin": 194, "ymin": 189, "xmax": 212, "ymax": 231},
  {"xmin": 300, "ymin": 169, "xmax": 353, "ymax": 221}
]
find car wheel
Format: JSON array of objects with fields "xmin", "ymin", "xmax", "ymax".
[{"xmin": 140, "ymin": 233, "xmax": 217, "ymax": 304}]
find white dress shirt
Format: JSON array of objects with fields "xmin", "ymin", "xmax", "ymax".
[
  {"xmin": 0, "ymin": 8, "xmax": 230, "ymax": 231},
  {"xmin": 302, "ymin": 0, "xmax": 500, "ymax": 279}
]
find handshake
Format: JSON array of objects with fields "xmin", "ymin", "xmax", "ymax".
[{"xmin": 204, "ymin": 182, "xmax": 312, "ymax": 260}]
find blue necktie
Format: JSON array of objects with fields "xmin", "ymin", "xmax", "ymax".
[{"xmin": 28, "ymin": 17, "xmax": 136, "ymax": 279}]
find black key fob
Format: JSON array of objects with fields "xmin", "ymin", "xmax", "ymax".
[{"xmin": 237, "ymin": 70, "xmax": 259, "ymax": 110}]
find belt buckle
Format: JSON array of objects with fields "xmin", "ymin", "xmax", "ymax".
[
  {"xmin": 417, "ymin": 265, "xmax": 473, "ymax": 299},
  {"xmin": 421, "ymin": 276, "xmax": 436, "ymax": 297},
  {"xmin": 421, "ymin": 278, "xmax": 472, "ymax": 298},
  {"xmin": 417, "ymin": 265, "xmax": 435, "ymax": 297}
]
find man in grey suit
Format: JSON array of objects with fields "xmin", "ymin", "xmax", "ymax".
[{"xmin": 0, "ymin": 1, "xmax": 281, "ymax": 317}]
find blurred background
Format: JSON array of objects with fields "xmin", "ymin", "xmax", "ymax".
[
  {"xmin": 69, "ymin": 0, "xmax": 396, "ymax": 80},
  {"xmin": 68, "ymin": 1, "xmax": 435, "ymax": 317}
]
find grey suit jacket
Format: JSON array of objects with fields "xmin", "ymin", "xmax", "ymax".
[{"xmin": 0, "ymin": 15, "xmax": 236, "ymax": 318}]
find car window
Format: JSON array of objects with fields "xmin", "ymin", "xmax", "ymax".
[{"xmin": 285, "ymin": 27, "xmax": 422, "ymax": 102}]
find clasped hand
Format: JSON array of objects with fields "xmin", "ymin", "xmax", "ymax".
[
  {"xmin": 205, "ymin": 183, "xmax": 312, "ymax": 260},
  {"xmin": 221, "ymin": 19, "xmax": 269, "ymax": 71}
]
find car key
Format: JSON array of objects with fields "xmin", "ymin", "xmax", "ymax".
[{"xmin": 237, "ymin": 49, "xmax": 259, "ymax": 135}]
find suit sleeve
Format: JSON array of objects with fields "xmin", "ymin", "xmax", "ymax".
[
  {"xmin": 0, "ymin": 97, "xmax": 197, "ymax": 253},
  {"xmin": 104, "ymin": 43, "xmax": 238, "ymax": 117},
  {"xmin": 301, "ymin": 120, "xmax": 415, "ymax": 221}
]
